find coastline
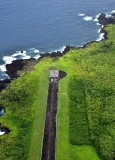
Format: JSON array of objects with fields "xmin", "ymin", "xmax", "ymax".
[{"xmin": 0, "ymin": 13, "xmax": 115, "ymax": 91}]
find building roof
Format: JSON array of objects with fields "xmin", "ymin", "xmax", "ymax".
[{"xmin": 50, "ymin": 70, "xmax": 59, "ymax": 78}]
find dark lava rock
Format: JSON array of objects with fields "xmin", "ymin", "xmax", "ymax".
[
  {"xmin": 0, "ymin": 104, "xmax": 4, "ymax": 108},
  {"xmin": 50, "ymin": 51, "xmax": 62, "ymax": 57},
  {"xmin": 0, "ymin": 127, "xmax": 10, "ymax": 134},
  {"xmin": 83, "ymin": 41, "xmax": 97, "ymax": 48},
  {"xmin": 6, "ymin": 59, "xmax": 26, "ymax": 78},
  {"xmin": 98, "ymin": 13, "xmax": 115, "ymax": 25},
  {"xmin": 59, "ymin": 70, "xmax": 67, "ymax": 79},
  {"xmin": 40, "ymin": 46, "xmax": 75, "ymax": 59},
  {"xmin": 40, "ymin": 53, "xmax": 50, "ymax": 58},
  {"xmin": 6, "ymin": 58, "xmax": 37, "ymax": 79},
  {"xmin": 63, "ymin": 46, "xmax": 72, "ymax": 54},
  {"xmin": 0, "ymin": 79, "xmax": 11, "ymax": 92}
]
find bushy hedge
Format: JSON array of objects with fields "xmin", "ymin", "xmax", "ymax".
[{"xmin": 68, "ymin": 76, "xmax": 90, "ymax": 145}]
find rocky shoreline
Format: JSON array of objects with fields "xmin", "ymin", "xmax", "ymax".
[{"xmin": 0, "ymin": 13, "xmax": 115, "ymax": 91}]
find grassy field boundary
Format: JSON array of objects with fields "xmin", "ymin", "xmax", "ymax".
[{"xmin": 28, "ymin": 66, "xmax": 49, "ymax": 160}]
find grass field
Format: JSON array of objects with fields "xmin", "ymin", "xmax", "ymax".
[{"xmin": 28, "ymin": 64, "xmax": 49, "ymax": 160}]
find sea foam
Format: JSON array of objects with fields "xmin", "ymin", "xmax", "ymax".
[
  {"xmin": 96, "ymin": 33, "xmax": 105, "ymax": 41},
  {"xmin": 3, "ymin": 56, "xmax": 17, "ymax": 64},
  {"xmin": 12, "ymin": 52, "xmax": 26, "ymax": 57},
  {"xmin": 52, "ymin": 46, "xmax": 66, "ymax": 54},
  {"xmin": 93, "ymin": 13, "xmax": 100, "ymax": 22},
  {"xmin": 0, "ymin": 131, "xmax": 5, "ymax": 136},
  {"xmin": 33, "ymin": 55, "xmax": 41, "ymax": 60},
  {"xmin": 58, "ymin": 46, "xmax": 66, "ymax": 53},
  {"xmin": 33, "ymin": 49, "xmax": 40, "ymax": 53},
  {"xmin": 96, "ymin": 23, "xmax": 101, "ymax": 26},
  {"xmin": 22, "ymin": 55, "xmax": 31, "ymax": 59},
  {"xmin": 111, "ymin": 10, "xmax": 115, "ymax": 13},
  {"xmin": 105, "ymin": 13, "xmax": 111, "ymax": 18},
  {"xmin": 0, "ymin": 65, "xmax": 7, "ymax": 72},
  {"xmin": 97, "ymin": 29, "xmax": 101, "ymax": 33},
  {"xmin": 78, "ymin": 13, "xmax": 85, "ymax": 16},
  {"xmin": 83, "ymin": 16, "xmax": 93, "ymax": 21}
]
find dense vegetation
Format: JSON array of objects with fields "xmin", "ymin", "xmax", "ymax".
[
  {"xmin": 67, "ymin": 24, "xmax": 115, "ymax": 160},
  {"xmin": 0, "ymin": 70, "xmax": 40, "ymax": 160},
  {"xmin": 68, "ymin": 76, "xmax": 90, "ymax": 145},
  {"xmin": 0, "ymin": 24, "xmax": 115, "ymax": 160}
]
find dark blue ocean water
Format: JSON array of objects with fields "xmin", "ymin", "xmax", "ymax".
[{"xmin": 0, "ymin": 0, "xmax": 115, "ymax": 79}]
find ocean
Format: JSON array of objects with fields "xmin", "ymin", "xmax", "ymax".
[{"xmin": 0, "ymin": 0, "xmax": 115, "ymax": 79}]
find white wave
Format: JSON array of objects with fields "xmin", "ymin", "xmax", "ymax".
[
  {"xmin": 53, "ymin": 46, "xmax": 66, "ymax": 53},
  {"xmin": 12, "ymin": 52, "xmax": 26, "ymax": 57},
  {"xmin": 83, "ymin": 16, "xmax": 93, "ymax": 21},
  {"xmin": 33, "ymin": 55, "xmax": 41, "ymax": 60},
  {"xmin": 96, "ymin": 33, "xmax": 105, "ymax": 42},
  {"xmin": 2, "ymin": 73, "xmax": 9, "ymax": 77},
  {"xmin": 22, "ymin": 50, "xmax": 26, "ymax": 54},
  {"xmin": 96, "ymin": 23, "xmax": 101, "ymax": 25},
  {"xmin": 29, "ymin": 48, "xmax": 35, "ymax": 50},
  {"xmin": 111, "ymin": 10, "xmax": 115, "ymax": 13},
  {"xmin": 21, "ymin": 55, "xmax": 31, "ymax": 59},
  {"xmin": 105, "ymin": 13, "xmax": 111, "ymax": 18},
  {"xmin": 33, "ymin": 49, "xmax": 40, "ymax": 53},
  {"xmin": 58, "ymin": 46, "xmax": 66, "ymax": 53},
  {"xmin": 96, "ymin": 13, "xmax": 101, "ymax": 18},
  {"xmin": 97, "ymin": 29, "xmax": 101, "ymax": 33},
  {"xmin": 0, "ymin": 65, "xmax": 6, "ymax": 72},
  {"xmin": 0, "ymin": 131, "xmax": 5, "ymax": 136},
  {"xmin": 93, "ymin": 18, "xmax": 98, "ymax": 22},
  {"xmin": 3, "ymin": 56, "xmax": 16, "ymax": 64},
  {"xmin": 93, "ymin": 13, "xmax": 101, "ymax": 22},
  {"xmin": 78, "ymin": 13, "xmax": 85, "ymax": 16},
  {"xmin": 16, "ymin": 50, "xmax": 26, "ymax": 54}
]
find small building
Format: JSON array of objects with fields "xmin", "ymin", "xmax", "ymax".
[{"xmin": 49, "ymin": 70, "xmax": 59, "ymax": 82}]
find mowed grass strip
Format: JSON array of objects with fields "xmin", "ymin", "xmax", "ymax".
[
  {"xmin": 56, "ymin": 71, "xmax": 70, "ymax": 160},
  {"xmin": 28, "ymin": 61, "xmax": 50, "ymax": 160}
]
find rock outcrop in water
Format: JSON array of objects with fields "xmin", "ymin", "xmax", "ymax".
[
  {"xmin": 0, "ymin": 79, "xmax": 11, "ymax": 92},
  {"xmin": 6, "ymin": 58, "xmax": 37, "ymax": 79},
  {"xmin": 98, "ymin": 13, "xmax": 115, "ymax": 25}
]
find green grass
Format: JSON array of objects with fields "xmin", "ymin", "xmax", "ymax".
[{"xmin": 27, "ymin": 65, "xmax": 49, "ymax": 160}]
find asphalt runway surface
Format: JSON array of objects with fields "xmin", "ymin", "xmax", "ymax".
[{"xmin": 41, "ymin": 70, "xmax": 66, "ymax": 160}]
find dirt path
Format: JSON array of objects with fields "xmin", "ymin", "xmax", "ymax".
[{"xmin": 41, "ymin": 70, "xmax": 66, "ymax": 160}]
